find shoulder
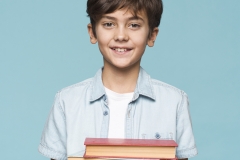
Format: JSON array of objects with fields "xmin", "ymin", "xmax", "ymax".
[
  {"xmin": 150, "ymin": 78, "xmax": 190, "ymax": 114},
  {"xmin": 57, "ymin": 78, "xmax": 94, "ymax": 98},
  {"xmin": 151, "ymin": 78, "xmax": 187, "ymax": 97},
  {"xmin": 150, "ymin": 78, "xmax": 189, "ymax": 109}
]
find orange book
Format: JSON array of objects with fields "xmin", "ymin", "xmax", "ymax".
[
  {"xmin": 83, "ymin": 138, "xmax": 178, "ymax": 159},
  {"xmin": 68, "ymin": 157, "xmax": 178, "ymax": 160}
]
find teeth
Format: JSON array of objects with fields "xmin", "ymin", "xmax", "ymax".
[{"xmin": 115, "ymin": 48, "xmax": 127, "ymax": 52}]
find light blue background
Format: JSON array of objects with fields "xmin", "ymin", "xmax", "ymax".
[{"xmin": 0, "ymin": 0, "xmax": 239, "ymax": 159}]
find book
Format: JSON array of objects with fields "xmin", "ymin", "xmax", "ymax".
[
  {"xmin": 68, "ymin": 158, "xmax": 106, "ymax": 160},
  {"xmin": 83, "ymin": 138, "xmax": 178, "ymax": 159},
  {"xmin": 68, "ymin": 157, "xmax": 178, "ymax": 160}
]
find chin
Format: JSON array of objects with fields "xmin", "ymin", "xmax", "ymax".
[
  {"xmin": 113, "ymin": 63, "xmax": 138, "ymax": 70},
  {"xmin": 104, "ymin": 58, "xmax": 140, "ymax": 70}
]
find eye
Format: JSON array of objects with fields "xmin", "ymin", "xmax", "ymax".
[
  {"xmin": 129, "ymin": 23, "xmax": 140, "ymax": 29},
  {"xmin": 103, "ymin": 22, "xmax": 114, "ymax": 28}
]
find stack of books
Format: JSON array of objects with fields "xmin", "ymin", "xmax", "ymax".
[{"xmin": 68, "ymin": 138, "xmax": 178, "ymax": 160}]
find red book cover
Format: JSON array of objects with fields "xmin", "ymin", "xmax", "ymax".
[{"xmin": 84, "ymin": 138, "xmax": 178, "ymax": 147}]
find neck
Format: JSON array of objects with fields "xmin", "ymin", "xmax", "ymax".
[{"xmin": 102, "ymin": 62, "xmax": 140, "ymax": 93}]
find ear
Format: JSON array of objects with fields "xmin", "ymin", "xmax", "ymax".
[
  {"xmin": 147, "ymin": 27, "xmax": 159, "ymax": 47},
  {"xmin": 87, "ymin": 23, "xmax": 97, "ymax": 44}
]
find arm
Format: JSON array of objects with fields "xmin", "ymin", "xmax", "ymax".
[
  {"xmin": 176, "ymin": 93, "xmax": 197, "ymax": 159},
  {"xmin": 38, "ymin": 92, "xmax": 67, "ymax": 159}
]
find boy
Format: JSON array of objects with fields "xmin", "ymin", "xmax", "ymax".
[{"xmin": 39, "ymin": 0, "xmax": 198, "ymax": 160}]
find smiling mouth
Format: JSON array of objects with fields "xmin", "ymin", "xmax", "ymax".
[{"xmin": 111, "ymin": 47, "xmax": 132, "ymax": 52}]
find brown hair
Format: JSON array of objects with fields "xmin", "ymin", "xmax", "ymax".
[{"xmin": 86, "ymin": 0, "xmax": 163, "ymax": 37}]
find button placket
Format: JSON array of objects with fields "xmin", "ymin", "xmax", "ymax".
[
  {"xmin": 100, "ymin": 96, "xmax": 110, "ymax": 138},
  {"xmin": 103, "ymin": 111, "xmax": 108, "ymax": 116}
]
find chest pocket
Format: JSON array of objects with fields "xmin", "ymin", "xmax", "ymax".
[{"xmin": 140, "ymin": 132, "xmax": 173, "ymax": 140}]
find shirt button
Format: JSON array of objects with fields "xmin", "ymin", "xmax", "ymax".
[
  {"xmin": 103, "ymin": 111, "xmax": 108, "ymax": 116},
  {"xmin": 155, "ymin": 133, "xmax": 161, "ymax": 139}
]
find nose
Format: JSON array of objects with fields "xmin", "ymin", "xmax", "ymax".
[{"xmin": 114, "ymin": 26, "xmax": 129, "ymax": 42}]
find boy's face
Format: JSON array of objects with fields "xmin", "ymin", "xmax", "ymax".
[{"xmin": 88, "ymin": 9, "xmax": 158, "ymax": 69}]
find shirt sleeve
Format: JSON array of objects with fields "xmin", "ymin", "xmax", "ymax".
[
  {"xmin": 176, "ymin": 92, "xmax": 198, "ymax": 159},
  {"xmin": 38, "ymin": 92, "xmax": 67, "ymax": 160}
]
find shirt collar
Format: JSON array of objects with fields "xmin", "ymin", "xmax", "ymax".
[{"xmin": 89, "ymin": 67, "xmax": 156, "ymax": 102}]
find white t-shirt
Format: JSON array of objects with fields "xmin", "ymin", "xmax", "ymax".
[{"xmin": 104, "ymin": 87, "xmax": 134, "ymax": 138}]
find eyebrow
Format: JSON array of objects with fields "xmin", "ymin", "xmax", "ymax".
[{"xmin": 101, "ymin": 15, "xmax": 144, "ymax": 22}]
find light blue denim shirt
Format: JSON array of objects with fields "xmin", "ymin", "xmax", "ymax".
[{"xmin": 39, "ymin": 67, "xmax": 198, "ymax": 160}]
